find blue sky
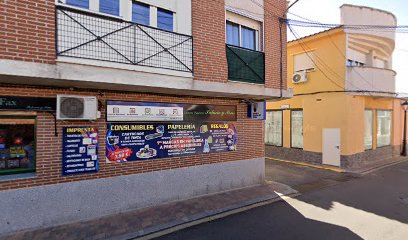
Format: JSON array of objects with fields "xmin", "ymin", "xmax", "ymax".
[{"xmin": 287, "ymin": 0, "xmax": 408, "ymax": 93}]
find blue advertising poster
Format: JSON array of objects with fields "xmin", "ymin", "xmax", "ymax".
[
  {"xmin": 106, "ymin": 122, "xmax": 237, "ymax": 162},
  {"xmin": 62, "ymin": 127, "xmax": 99, "ymax": 175}
]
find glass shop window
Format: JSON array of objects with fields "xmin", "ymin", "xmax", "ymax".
[
  {"xmin": 0, "ymin": 117, "xmax": 36, "ymax": 175},
  {"xmin": 265, "ymin": 111, "xmax": 283, "ymax": 147},
  {"xmin": 100, "ymin": 0, "xmax": 120, "ymax": 16},
  {"xmin": 364, "ymin": 110, "xmax": 373, "ymax": 150},
  {"xmin": 132, "ymin": 1, "xmax": 150, "ymax": 25},
  {"xmin": 157, "ymin": 8, "xmax": 174, "ymax": 31},
  {"xmin": 66, "ymin": 0, "xmax": 89, "ymax": 9},
  {"xmin": 291, "ymin": 110, "xmax": 303, "ymax": 149},
  {"xmin": 377, "ymin": 110, "xmax": 392, "ymax": 147}
]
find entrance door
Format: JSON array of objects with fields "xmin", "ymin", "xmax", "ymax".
[{"xmin": 322, "ymin": 128, "xmax": 341, "ymax": 166}]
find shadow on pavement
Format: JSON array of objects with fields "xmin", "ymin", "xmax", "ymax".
[{"xmin": 155, "ymin": 199, "xmax": 362, "ymax": 240}]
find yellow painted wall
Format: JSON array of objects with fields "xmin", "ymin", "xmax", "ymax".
[
  {"xmin": 287, "ymin": 29, "xmax": 346, "ymax": 95},
  {"xmin": 268, "ymin": 95, "xmax": 400, "ymax": 156},
  {"xmin": 267, "ymin": 29, "xmax": 404, "ymax": 156}
]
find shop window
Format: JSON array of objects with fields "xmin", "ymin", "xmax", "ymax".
[
  {"xmin": 265, "ymin": 111, "xmax": 282, "ymax": 147},
  {"xmin": 132, "ymin": 1, "xmax": 150, "ymax": 25},
  {"xmin": 364, "ymin": 110, "xmax": 373, "ymax": 150},
  {"xmin": 66, "ymin": 0, "xmax": 89, "ymax": 9},
  {"xmin": 100, "ymin": 0, "xmax": 120, "ymax": 16},
  {"xmin": 157, "ymin": 8, "xmax": 173, "ymax": 31},
  {"xmin": 377, "ymin": 110, "xmax": 392, "ymax": 147},
  {"xmin": 0, "ymin": 117, "xmax": 36, "ymax": 175},
  {"xmin": 291, "ymin": 110, "xmax": 303, "ymax": 149}
]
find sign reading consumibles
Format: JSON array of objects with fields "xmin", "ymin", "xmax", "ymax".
[
  {"xmin": 106, "ymin": 122, "xmax": 237, "ymax": 162},
  {"xmin": 62, "ymin": 127, "xmax": 99, "ymax": 175}
]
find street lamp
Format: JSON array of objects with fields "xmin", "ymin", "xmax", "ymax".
[{"xmin": 401, "ymin": 101, "xmax": 408, "ymax": 156}]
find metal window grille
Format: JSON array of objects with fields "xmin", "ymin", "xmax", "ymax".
[
  {"xmin": 226, "ymin": 44, "xmax": 265, "ymax": 84},
  {"xmin": 56, "ymin": 6, "xmax": 193, "ymax": 73}
]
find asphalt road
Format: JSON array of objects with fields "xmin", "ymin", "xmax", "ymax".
[{"xmin": 156, "ymin": 160, "xmax": 408, "ymax": 240}]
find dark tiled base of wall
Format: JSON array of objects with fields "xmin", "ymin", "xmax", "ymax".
[
  {"xmin": 265, "ymin": 145, "xmax": 322, "ymax": 165},
  {"xmin": 265, "ymin": 145, "xmax": 401, "ymax": 170}
]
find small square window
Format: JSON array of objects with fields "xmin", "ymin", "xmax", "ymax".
[
  {"xmin": 66, "ymin": 0, "xmax": 89, "ymax": 9},
  {"xmin": 157, "ymin": 8, "xmax": 173, "ymax": 31},
  {"xmin": 132, "ymin": 1, "xmax": 150, "ymax": 25},
  {"xmin": 100, "ymin": 0, "xmax": 120, "ymax": 16}
]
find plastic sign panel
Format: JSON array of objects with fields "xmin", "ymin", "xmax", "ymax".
[
  {"xmin": 62, "ymin": 127, "xmax": 99, "ymax": 175},
  {"xmin": 106, "ymin": 101, "xmax": 237, "ymax": 122},
  {"xmin": 106, "ymin": 122, "xmax": 237, "ymax": 162},
  {"xmin": 248, "ymin": 101, "xmax": 266, "ymax": 120}
]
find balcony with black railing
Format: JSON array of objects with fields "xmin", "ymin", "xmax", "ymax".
[
  {"xmin": 56, "ymin": 6, "xmax": 193, "ymax": 73},
  {"xmin": 226, "ymin": 44, "xmax": 265, "ymax": 84}
]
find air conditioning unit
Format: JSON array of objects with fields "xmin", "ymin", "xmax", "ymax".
[
  {"xmin": 292, "ymin": 71, "xmax": 307, "ymax": 84},
  {"xmin": 57, "ymin": 95, "xmax": 98, "ymax": 120}
]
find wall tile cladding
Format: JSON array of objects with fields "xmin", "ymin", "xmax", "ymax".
[
  {"xmin": 0, "ymin": 86, "xmax": 265, "ymax": 191},
  {"xmin": 0, "ymin": 0, "xmax": 56, "ymax": 64},
  {"xmin": 192, "ymin": 0, "xmax": 287, "ymax": 90}
]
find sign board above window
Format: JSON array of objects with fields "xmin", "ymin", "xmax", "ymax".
[
  {"xmin": 106, "ymin": 101, "xmax": 237, "ymax": 122},
  {"xmin": 0, "ymin": 96, "xmax": 56, "ymax": 111}
]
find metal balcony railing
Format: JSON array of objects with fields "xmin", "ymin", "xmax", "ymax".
[
  {"xmin": 226, "ymin": 44, "xmax": 265, "ymax": 84},
  {"xmin": 56, "ymin": 6, "xmax": 193, "ymax": 73}
]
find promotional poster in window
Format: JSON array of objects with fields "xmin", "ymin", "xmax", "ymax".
[{"xmin": 106, "ymin": 122, "xmax": 237, "ymax": 162}]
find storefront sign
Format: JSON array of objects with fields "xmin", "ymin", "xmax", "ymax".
[
  {"xmin": 106, "ymin": 122, "xmax": 237, "ymax": 162},
  {"xmin": 106, "ymin": 101, "xmax": 237, "ymax": 122},
  {"xmin": 0, "ymin": 96, "xmax": 56, "ymax": 111},
  {"xmin": 62, "ymin": 127, "xmax": 99, "ymax": 175},
  {"xmin": 248, "ymin": 101, "xmax": 266, "ymax": 120}
]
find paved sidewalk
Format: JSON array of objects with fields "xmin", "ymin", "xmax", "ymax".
[{"xmin": 1, "ymin": 182, "xmax": 298, "ymax": 240}]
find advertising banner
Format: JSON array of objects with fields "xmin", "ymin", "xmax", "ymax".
[
  {"xmin": 106, "ymin": 122, "xmax": 237, "ymax": 162},
  {"xmin": 62, "ymin": 127, "xmax": 99, "ymax": 175},
  {"xmin": 106, "ymin": 101, "xmax": 237, "ymax": 122}
]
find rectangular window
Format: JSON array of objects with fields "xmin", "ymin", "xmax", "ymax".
[
  {"xmin": 241, "ymin": 26, "xmax": 256, "ymax": 50},
  {"xmin": 132, "ymin": 1, "xmax": 150, "ymax": 25},
  {"xmin": 0, "ymin": 117, "xmax": 36, "ymax": 175},
  {"xmin": 157, "ymin": 8, "xmax": 174, "ymax": 31},
  {"xmin": 364, "ymin": 110, "xmax": 373, "ymax": 150},
  {"xmin": 291, "ymin": 110, "xmax": 303, "ymax": 148},
  {"xmin": 377, "ymin": 110, "xmax": 392, "ymax": 147},
  {"xmin": 100, "ymin": 0, "xmax": 120, "ymax": 16},
  {"xmin": 226, "ymin": 21, "xmax": 240, "ymax": 47},
  {"xmin": 294, "ymin": 52, "xmax": 315, "ymax": 72},
  {"xmin": 66, "ymin": 0, "xmax": 89, "ymax": 9},
  {"xmin": 265, "ymin": 111, "xmax": 282, "ymax": 146}
]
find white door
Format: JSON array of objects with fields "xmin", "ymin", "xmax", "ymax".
[{"xmin": 322, "ymin": 128, "xmax": 341, "ymax": 166}]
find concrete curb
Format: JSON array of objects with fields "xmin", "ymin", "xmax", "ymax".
[
  {"xmin": 129, "ymin": 192, "xmax": 301, "ymax": 240},
  {"xmin": 347, "ymin": 158, "xmax": 408, "ymax": 176},
  {"xmin": 266, "ymin": 157, "xmax": 345, "ymax": 173}
]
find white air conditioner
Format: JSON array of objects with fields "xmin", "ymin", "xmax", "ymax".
[
  {"xmin": 57, "ymin": 95, "xmax": 98, "ymax": 120},
  {"xmin": 292, "ymin": 71, "xmax": 307, "ymax": 84}
]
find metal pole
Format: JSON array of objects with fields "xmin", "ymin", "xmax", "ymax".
[{"xmin": 402, "ymin": 109, "xmax": 407, "ymax": 156}]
